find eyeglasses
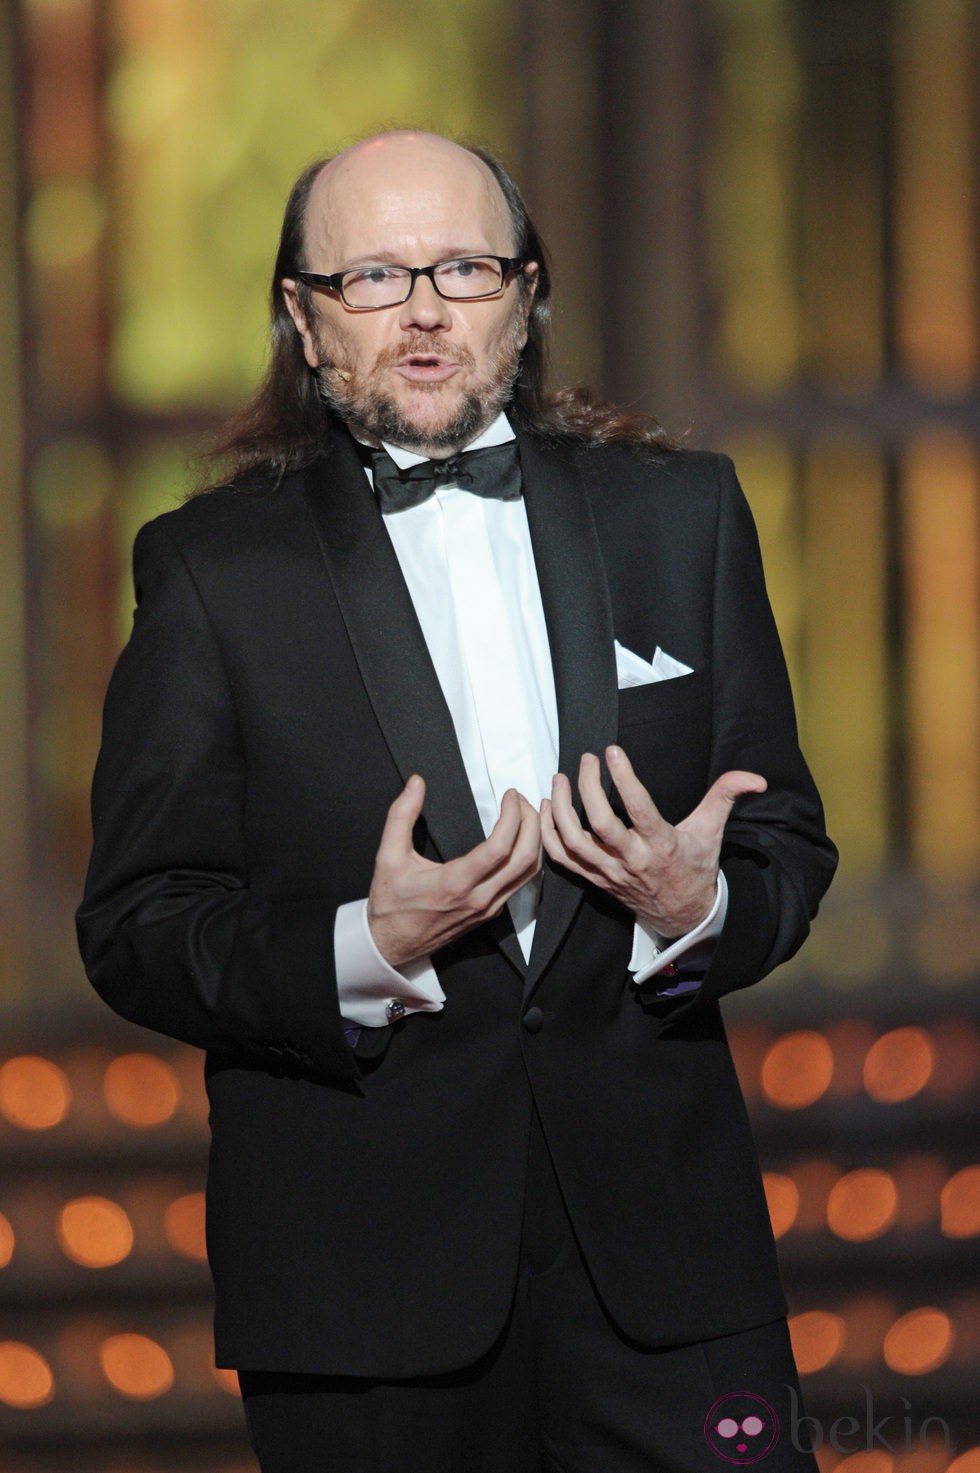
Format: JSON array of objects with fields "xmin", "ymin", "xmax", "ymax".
[{"xmin": 296, "ymin": 255, "xmax": 526, "ymax": 310}]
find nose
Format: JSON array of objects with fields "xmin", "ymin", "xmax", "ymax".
[{"xmin": 398, "ymin": 272, "xmax": 452, "ymax": 333}]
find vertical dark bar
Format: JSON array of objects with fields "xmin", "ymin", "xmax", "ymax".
[
  {"xmin": 877, "ymin": 0, "xmax": 909, "ymax": 865},
  {"xmin": 0, "ymin": 0, "xmax": 31, "ymax": 1001},
  {"xmin": 595, "ymin": 0, "xmax": 711, "ymax": 433},
  {"xmin": 514, "ymin": 0, "xmax": 605, "ymax": 389}
]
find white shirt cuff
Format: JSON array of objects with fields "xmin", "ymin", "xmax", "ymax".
[
  {"xmin": 628, "ymin": 871, "xmax": 729, "ymax": 990},
  {"xmin": 334, "ymin": 899, "xmax": 446, "ymax": 1028}
]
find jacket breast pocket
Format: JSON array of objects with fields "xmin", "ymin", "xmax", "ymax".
[
  {"xmin": 615, "ymin": 671, "xmax": 712, "ymax": 820},
  {"xmin": 616, "ymin": 669, "xmax": 709, "ymax": 732}
]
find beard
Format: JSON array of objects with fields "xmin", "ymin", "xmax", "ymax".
[{"xmin": 313, "ymin": 327, "xmax": 524, "ymax": 454}]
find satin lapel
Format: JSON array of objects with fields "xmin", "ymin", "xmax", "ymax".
[
  {"xmin": 302, "ymin": 434, "xmax": 491, "ymax": 876},
  {"xmin": 517, "ymin": 434, "xmax": 619, "ymax": 990}
]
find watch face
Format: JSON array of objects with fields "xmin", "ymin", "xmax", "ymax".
[{"xmin": 704, "ymin": 1392, "xmax": 780, "ymax": 1464}]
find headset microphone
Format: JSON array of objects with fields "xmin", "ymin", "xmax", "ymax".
[{"xmin": 317, "ymin": 361, "xmax": 352, "ymax": 382}]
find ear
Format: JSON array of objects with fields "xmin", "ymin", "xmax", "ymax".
[
  {"xmin": 281, "ymin": 279, "xmax": 321, "ymax": 369},
  {"xmin": 515, "ymin": 260, "xmax": 539, "ymax": 347}
]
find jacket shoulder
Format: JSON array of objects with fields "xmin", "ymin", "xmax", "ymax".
[
  {"xmin": 532, "ymin": 443, "xmax": 742, "ymax": 538},
  {"xmin": 580, "ymin": 443, "xmax": 733, "ymax": 496},
  {"xmin": 131, "ymin": 469, "xmax": 313, "ymax": 571},
  {"xmin": 520, "ymin": 433, "xmax": 733, "ymax": 498}
]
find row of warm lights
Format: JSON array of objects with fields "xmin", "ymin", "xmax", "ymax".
[
  {"xmin": 0, "ymin": 1192, "xmax": 206, "ymax": 1270},
  {"xmin": 818, "ymin": 1451, "xmax": 980, "ymax": 1473},
  {"xmin": 762, "ymin": 1162, "xmax": 980, "ymax": 1241},
  {"xmin": 0, "ymin": 1335, "xmax": 238, "ymax": 1411},
  {"xmin": 788, "ymin": 1302, "xmax": 975, "ymax": 1377},
  {"xmin": 1, "ymin": 1023, "xmax": 977, "ymax": 1130},
  {"xmin": 1, "ymin": 1298, "xmax": 973, "ymax": 1412},
  {"xmin": 736, "ymin": 1023, "xmax": 980, "ymax": 1110},
  {"xmin": 0, "ymin": 1053, "xmax": 192, "ymax": 1131},
  {"xmin": 1, "ymin": 1162, "xmax": 975, "ymax": 1276}
]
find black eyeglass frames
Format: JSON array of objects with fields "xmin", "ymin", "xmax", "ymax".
[{"xmin": 295, "ymin": 255, "xmax": 527, "ymax": 310}]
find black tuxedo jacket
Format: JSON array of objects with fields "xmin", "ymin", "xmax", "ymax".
[{"xmin": 77, "ymin": 428, "xmax": 836, "ymax": 1375}]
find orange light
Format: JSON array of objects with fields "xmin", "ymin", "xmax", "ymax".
[
  {"xmin": 882, "ymin": 1308, "xmax": 954, "ymax": 1374},
  {"xmin": 762, "ymin": 1173, "xmax": 800, "ymax": 1239},
  {"xmin": 761, "ymin": 1032, "xmax": 835, "ymax": 1109},
  {"xmin": 827, "ymin": 1169, "xmax": 898, "ymax": 1241},
  {"xmin": 57, "ymin": 1196, "xmax": 134, "ymax": 1268},
  {"xmin": 787, "ymin": 1310, "xmax": 845, "ymax": 1373},
  {"xmin": 164, "ymin": 1192, "xmax": 207, "ymax": 1261},
  {"xmin": 0, "ymin": 1056, "xmax": 71, "ymax": 1130},
  {"xmin": 99, "ymin": 1333, "xmax": 174, "ymax": 1399},
  {"xmin": 213, "ymin": 1365, "xmax": 241, "ymax": 1396},
  {"xmin": 940, "ymin": 1165, "xmax": 980, "ymax": 1238},
  {"xmin": 863, "ymin": 1028, "xmax": 934, "ymax": 1103},
  {"xmin": 947, "ymin": 1450, "xmax": 980, "ymax": 1473},
  {"xmin": 103, "ymin": 1054, "xmax": 180, "ymax": 1128},
  {"xmin": 0, "ymin": 1341, "xmax": 55, "ymax": 1409},
  {"xmin": 832, "ymin": 1454, "xmax": 894, "ymax": 1473},
  {"xmin": 0, "ymin": 1212, "xmax": 14, "ymax": 1269}
]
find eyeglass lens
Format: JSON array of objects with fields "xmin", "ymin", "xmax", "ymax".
[{"xmin": 342, "ymin": 257, "xmax": 506, "ymax": 307}]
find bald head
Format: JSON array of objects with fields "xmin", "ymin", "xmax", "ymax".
[{"xmin": 301, "ymin": 131, "xmax": 518, "ymax": 274}]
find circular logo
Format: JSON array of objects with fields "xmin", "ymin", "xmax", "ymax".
[{"xmin": 704, "ymin": 1391, "xmax": 780, "ymax": 1464}]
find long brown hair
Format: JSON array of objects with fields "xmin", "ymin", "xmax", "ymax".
[{"xmin": 197, "ymin": 141, "xmax": 674, "ymax": 492}]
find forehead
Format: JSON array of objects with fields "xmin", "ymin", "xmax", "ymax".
[{"xmin": 305, "ymin": 135, "xmax": 514, "ymax": 264}]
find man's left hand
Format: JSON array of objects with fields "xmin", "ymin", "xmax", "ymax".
[{"xmin": 540, "ymin": 746, "xmax": 767, "ymax": 938}]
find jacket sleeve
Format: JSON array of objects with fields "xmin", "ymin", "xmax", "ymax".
[
  {"xmin": 705, "ymin": 455, "xmax": 837, "ymax": 997},
  {"xmin": 638, "ymin": 455, "xmax": 837, "ymax": 1022},
  {"xmin": 76, "ymin": 517, "xmax": 358, "ymax": 1080}
]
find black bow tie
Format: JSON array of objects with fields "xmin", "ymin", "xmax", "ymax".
[{"xmin": 368, "ymin": 440, "xmax": 522, "ymax": 514}]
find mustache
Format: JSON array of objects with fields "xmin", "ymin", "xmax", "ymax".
[{"xmin": 373, "ymin": 336, "xmax": 476, "ymax": 372}]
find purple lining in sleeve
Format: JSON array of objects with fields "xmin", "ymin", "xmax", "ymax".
[{"xmin": 654, "ymin": 977, "xmax": 703, "ymax": 999}]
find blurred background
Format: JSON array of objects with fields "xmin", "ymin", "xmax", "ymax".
[{"xmin": 0, "ymin": 0, "xmax": 977, "ymax": 1469}]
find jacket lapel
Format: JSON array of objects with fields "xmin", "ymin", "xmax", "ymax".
[
  {"xmin": 302, "ymin": 433, "xmax": 490, "ymax": 873},
  {"xmin": 517, "ymin": 434, "xmax": 619, "ymax": 989},
  {"xmin": 302, "ymin": 428, "xmax": 618, "ymax": 986}
]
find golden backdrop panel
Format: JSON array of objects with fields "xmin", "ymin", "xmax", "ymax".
[{"xmin": 106, "ymin": 0, "xmax": 519, "ymax": 412}]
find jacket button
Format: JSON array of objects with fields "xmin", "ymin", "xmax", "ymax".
[{"xmin": 522, "ymin": 1006, "xmax": 544, "ymax": 1034}]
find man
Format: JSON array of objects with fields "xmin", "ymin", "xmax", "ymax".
[{"xmin": 78, "ymin": 132, "xmax": 837, "ymax": 1472}]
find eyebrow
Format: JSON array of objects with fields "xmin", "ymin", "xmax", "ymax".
[{"xmin": 335, "ymin": 246, "xmax": 500, "ymax": 270}]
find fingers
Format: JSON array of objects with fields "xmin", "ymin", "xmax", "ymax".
[
  {"xmin": 680, "ymin": 769, "xmax": 767, "ymax": 841},
  {"xmin": 540, "ymin": 770, "xmax": 609, "ymax": 883},
  {"xmin": 484, "ymin": 793, "xmax": 543, "ymax": 905},
  {"xmin": 368, "ymin": 785, "xmax": 542, "ymax": 966},
  {"xmin": 376, "ymin": 774, "xmax": 427, "ymax": 862},
  {"xmin": 458, "ymin": 790, "xmax": 542, "ymax": 897},
  {"xmin": 371, "ymin": 757, "xmax": 764, "ymax": 968},
  {"xmin": 576, "ymin": 753, "xmax": 629, "ymax": 849},
  {"xmin": 542, "ymin": 750, "xmax": 768, "ymax": 925},
  {"xmin": 544, "ymin": 751, "xmax": 655, "ymax": 874},
  {"xmin": 605, "ymin": 746, "xmax": 668, "ymax": 838}
]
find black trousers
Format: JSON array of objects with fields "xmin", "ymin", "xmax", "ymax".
[{"xmin": 240, "ymin": 1114, "xmax": 816, "ymax": 1473}]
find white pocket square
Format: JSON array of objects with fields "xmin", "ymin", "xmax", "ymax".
[{"xmin": 615, "ymin": 639, "xmax": 694, "ymax": 689}]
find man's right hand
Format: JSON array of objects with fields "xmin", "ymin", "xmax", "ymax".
[{"xmin": 366, "ymin": 775, "xmax": 542, "ymax": 968}]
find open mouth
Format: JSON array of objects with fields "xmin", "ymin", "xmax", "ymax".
[{"xmin": 395, "ymin": 356, "xmax": 458, "ymax": 382}]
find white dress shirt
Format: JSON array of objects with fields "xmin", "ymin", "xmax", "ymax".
[{"xmin": 333, "ymin": 414, "xmax": 726, "ymax": 1027}]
